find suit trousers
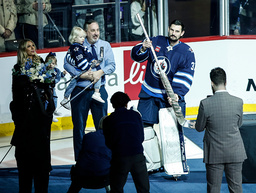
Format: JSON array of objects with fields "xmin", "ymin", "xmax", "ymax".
[
  {"xmin": 206, "ymin": 162, "xmax": 243, "ymax": 193},
  {"xmin": 110, "ymin": 154, "xmax": 149, "ymax": 193}
]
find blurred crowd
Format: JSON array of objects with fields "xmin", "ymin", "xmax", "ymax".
[{"xmin": 1, "ymin": 0, "xmax": 256, "ymax": 53}]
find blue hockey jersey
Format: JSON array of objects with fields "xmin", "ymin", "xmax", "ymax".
[
  {"xmin": 131, "ymin": 36, "xmax": 195, "ymax": 100},
  {"xmin": 66, "ymin": 43, "xmax": 95, "ymax": 71}
]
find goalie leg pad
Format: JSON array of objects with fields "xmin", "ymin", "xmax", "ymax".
[{"xmin": 143, "ymin": 126, "xmax": 161, "ymax": 171}]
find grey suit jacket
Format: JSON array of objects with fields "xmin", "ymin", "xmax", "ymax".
[{"xmin": 195, "ymin": 91, "xmax": 247, "ymax": 164}]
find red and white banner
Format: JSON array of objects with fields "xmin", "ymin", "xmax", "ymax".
[
  {"xmin": 1, "ymin": 37, "xmax": 256, "ymax": 124},
  {"xmin": 123, "ymin": 50, "xmax": 147, "ymax": 100}
]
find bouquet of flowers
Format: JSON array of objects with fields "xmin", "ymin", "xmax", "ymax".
[{"xmin": 12, "ymin": 58, "xmax": 55, "ymax": 83}]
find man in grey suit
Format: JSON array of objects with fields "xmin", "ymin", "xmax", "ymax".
[{"xmin": 195, "ymin": 67, "xmax": 247, "ymax": 193}]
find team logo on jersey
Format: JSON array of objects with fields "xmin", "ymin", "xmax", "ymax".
[
  {"xmin": 188, "ymin": 47, "xmax": 194, "ymax": 53},
  {"xmin": 74, "ymin": 47, "xmax": 79, "ymax": 52},
  {"xmin": 167, "ymin": 46, "xmax": 173, "ymax": 51},
  {"xmin": 150, "ymin": 56, "xmax": 171, "ymax": 78},
  {"xmin": 155, "ymin": 46, "xmax": 161, "ymax": 52}
]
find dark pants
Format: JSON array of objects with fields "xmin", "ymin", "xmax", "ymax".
[
  {"xmin": 71, "ymin": 86, "xmax": 108, "ymax": 160},
  {"xmin": 206, "ymin": 162, "xmax": 243, "ymax": 193},
  {"xmin": 67, "ymin": 176, "xmax": 110, "ymax": 193},
  {"xmin": 137, "ymin": 94, "xmax": 186, "ymax": 125},
  {"xmin": 22, "ymin": 24, "xmax": 39, "ymax": 48},
  {"xmin": 15, "ymin": 146, "xmax": 50, "ymax": 193},
  {"xmin": 67, "ymin": 166, "xmax": 110, "ymax": 193},
  {"xmin": 129, "ymin": 33, "xmax": 144, "ymax": 41},
  {"xmin": 110, "ymin": 154, "xmax": 150, "ymax": 193}
]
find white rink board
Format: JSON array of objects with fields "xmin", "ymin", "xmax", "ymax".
[{"xmin": 1, "ymin": 39, "xmax": 256, "ymax": 124}]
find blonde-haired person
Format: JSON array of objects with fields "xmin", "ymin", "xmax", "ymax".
[
  {"xmin": 68, "ymin": 26, "xmax": 86, "ymax": 44},
  {"xmin": 60, "ymin": 26, "xmax": 104, "ymax": 110},
  {"xmin": 45, "ymin": 52, "xmax": 67, "ymax": 122},
  {"xmin": 10, "ymin": 39, "xmax": 55, "ymax": 192},
  {"xmin": 16, "ymin": 39, "xmax": 41, "ymax": 66}
]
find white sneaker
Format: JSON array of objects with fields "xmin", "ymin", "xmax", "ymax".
[
  {"xmin": 54, "ymin": 110, "xmax": 62, "ymax": 116},
  {"xmin": 92, "ymin": 92, "xmax": 105, "ymax": 103},
  {"xmin": 60, "ymin": 98, "xmax": 71, "ymax": 110},
  {"xmin": 52, "ymin": 117, "xmax": 58, "ymax": 122}
]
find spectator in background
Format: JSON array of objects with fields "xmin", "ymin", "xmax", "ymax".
[
  {"xmin": 75, "ymin": 0, "xmax": 105, "ymax": 40},
  {"xmin": 230, "ymin": 0, "xmax": 256, "ymax": 35},
  {"xmin": 0, "ymin": 0, "xmax": 17, "ymax": 52},
  {"xmin": 230, "ymin": 0, "xmax": 241, "ymax": 35},
  {"xmin": 239, "ymin": 0, "xmax": 256, "ymax": 34},
  {"xmin": 16, "ymin": 0, "xmax": 51, "ymax": 48},
  {"xmin": 130, "ymin": 0, "xmax": 158, "ymax": 41}
]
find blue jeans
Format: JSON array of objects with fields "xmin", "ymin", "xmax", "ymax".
[
  {"xmin": 64, "ymin": 79, "xmax": 77, "ymax": 99},
  {"xmin": 70, "ymin": 85, "xmax": 108, "ymax": 160},
  {"xmin": 64, "ymin": 78, "xmax": 101, "ymax": 99}
]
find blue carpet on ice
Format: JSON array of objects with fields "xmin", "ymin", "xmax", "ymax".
[
  {"xmin": 1, "ymin": 159, "xmax": 256, "ymax": 193},
  {"xmin": 0, "ymin": 114, "xmax": 255, "ymax": 192}
]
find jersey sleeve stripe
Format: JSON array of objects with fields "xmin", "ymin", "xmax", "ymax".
[
  {"xmin": 172, "ymin": 77, "xmax": 191, "ymax": 90},
  {"xmin": 174, "ymin": 71, "xmax": 193, "ymax": 82}
]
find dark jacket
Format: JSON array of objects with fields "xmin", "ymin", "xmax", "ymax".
[
  {"xmin": 10, "ymin": 63, "xmax": 55, "ymax": 171},
  {"xmin": 75, "ymin": 130, "xmax": 112, "ymax": 177},
  {"xmin": 103, "ymin": 107, "xmax": 144, "ymax": 157}
]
